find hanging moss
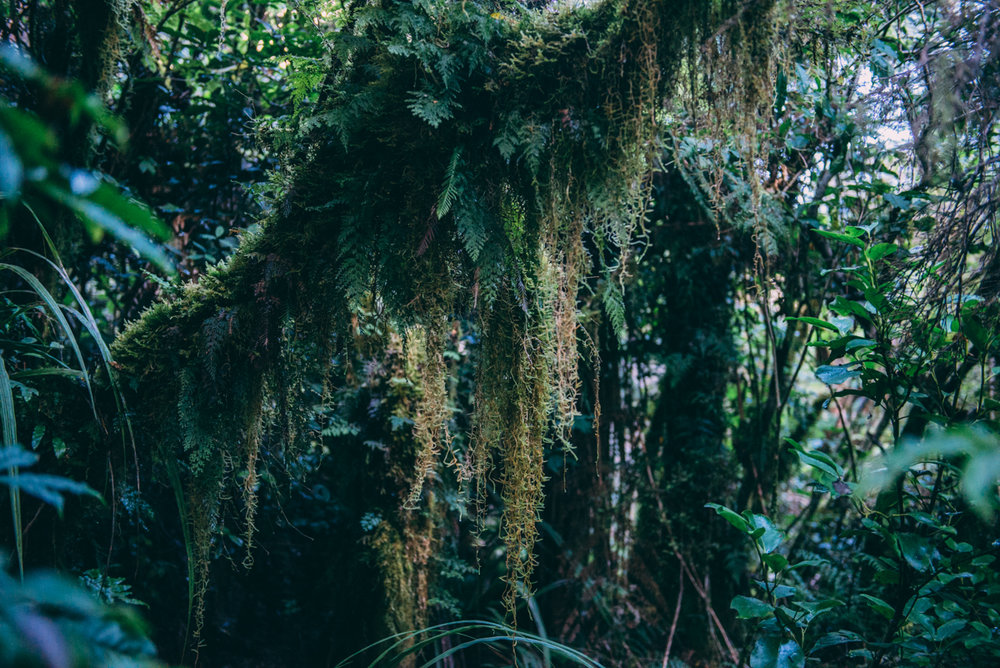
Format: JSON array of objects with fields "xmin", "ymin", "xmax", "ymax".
[{"xmin": 113, "ymin": 0, "xmax": 778, "ymax": 635}]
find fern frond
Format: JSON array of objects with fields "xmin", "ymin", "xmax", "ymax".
[{"xmin": 436, "ymin": 147, "xmax": 463, "ymax": 219}]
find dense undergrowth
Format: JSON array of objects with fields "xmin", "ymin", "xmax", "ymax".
[{"xmin": 1, "ymin": 0, "xmax": 999, "ymax": 667}]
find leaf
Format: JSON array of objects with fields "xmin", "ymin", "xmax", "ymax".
[
  {"xmin": 792, "ymin": 447, "xmax": 844, "ymax": 480},
  {"xmin": 786, "ymin": 316, "xmax": 838, "ymax": 333},
  {"xmin": 0, "ymin": 445, "xmax": 38, "ymax": 470},
  {"xmin": 747, "ymin": 513, "xmax": 785, "ymax": 553},
  {"xmin": 810, "ymin": 630, "xmax": 863, "ymax": 653},
  {"xmin": 0, "ymin": 127, "xmax": 23, "ymax": 198},
  {"xmin": 793, "ymin": 598, "xmax": 843, "ymax": 620},
  {"xmin": 885, "ymin": 193, "xmax": 910, "ymax": 210},
  {"xmin": 751, "ymin": 633, "xmax": 805, "ymax": 668},
  {"xmin": 0, "ymin": 103, "xmax": 58, "ymax": 166},
  {"xmin": 962, "ymin": 317, "xmax": 992, "ymax": 351},
  {"xmin": 31, "ymin": 424, "xmax": 44, "ymax": 450},
  {"xmin": 845, "ymin": 338, "xmax": 876, "ymax": 351},
  {"xmin": 0, "ymin": 262, "xmax": 95, "ymax": 415},
  {"xmin": 959, "ymin": 448, "xmax": 1000, "ymax": 520},
  {"xmin": 829, "ymin": 297, "xmax": 873, "ymax": 322},
  {"xmin": 867, "ymin": 243, "xmax": 897, "ymax": 261},
  {"xmin": 732, "ymin": 595, "xmax": 773, "ymax": 619},
  {"xmin": 815, "ymin": 364, "xmax": 860, "ymax": 385},
  {"xmin": 858, "ymin": 426, "xmax": 1000, "ymax": 519},
  {"xmin": 705, "ymin": 503, "xmax": 750, "ymax": 532},
  {"xmin": 897, "ymin": 533, "xmax": 934, "ymax": 572},
  {"xmin": 756, "ymin": 582, "xmax": 796, "ymax": 599},
  {"xmin": 85, "ymin": 181, "xmax": 171, "ymax": 240},
  {"xmin": 813, "ymin": 229, "xmax": 864, "ymax": 248},
  {"xmin": 763, "ymin": 553, "xmax": 789, "ymax": 573},
  {"xmin": 830, "ymin": 316, "xmax": 854, "ymax": 335},
  {"xmin": 31, "ymin": 181, "xmax": 174, "ymax": 274},
  {"xmin": 435, "ymin": 147, "xmax": 462, "ymax": 219},
  {"xmin": 859, "ymin": 593, "xmax": 894, "ymax": 620},
  {"xmin": 773, "ymin": 67, "xmax": 787, "ymax": 117},
  {"xmin": 406, "ymin": 89, "xmax": 458, "ymax": 128},
  {"xmin": 934, "ymin": 619, "xmax": 966, "ymax": 641},
  {"xmin": 0, "ymin": 472, "xmax": 101, "ymax": 514},
  {"xmin": 1, "ymin": 355, "xmax": 24, "ymax": 578}
]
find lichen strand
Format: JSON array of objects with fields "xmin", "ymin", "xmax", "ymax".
[
  {"xmin": 115, "ymin": 229, "xmax": 340, "ymax": 640},
  {"xmin": 113, "ymin": 0, "xmax": 777, "ymax": 634},
  {"xmin": 404, "ymin": 320, "xmax": 451, "ymax": 509}
]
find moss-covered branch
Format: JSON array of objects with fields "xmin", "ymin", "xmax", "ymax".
[{"xmin": 113, "ymin": 0, "xmax": 774, "ymax": 637}]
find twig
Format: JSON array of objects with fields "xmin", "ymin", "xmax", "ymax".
[{"xmin": 662, "ymin": 569, "xmax": 684, "ymax": 668}]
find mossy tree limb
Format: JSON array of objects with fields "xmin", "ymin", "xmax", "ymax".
[{"xmin": 113, "ymin": 0, "xmax": 776, "ymax": 639}]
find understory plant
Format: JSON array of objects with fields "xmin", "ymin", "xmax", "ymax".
[{"xmin": 709, "ymin": 220, "xmax": 1000, "ymax": 666}]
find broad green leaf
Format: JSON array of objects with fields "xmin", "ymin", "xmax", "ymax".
[
  {"xmin": 0, "ymin": 472, "xmax": 101, "ymax": 514},
  {"xmin": 773, "ymin": 606, "xmax": 799, "ymax": 631},
  {"xmin": 845, "ymin": 338, "xmax": 876, "ymax": 351},
  {"xmin": 747, "ymin": 513, "xmax": 784, "ymax": 553},
  {"xmin": 934, "ymin": 619, "xmax": 966, "ymax": 641},
  {"xmin": 794, "ymin": 599, "xmax": 843, "ymax": 617},
  {"xmin": 786, "ymin": 316, "xmax": 838, "ymax": 333},
  {"xmin": 763, "ymin": 553, "xmax": 789, "ymax": 573},
  {"xmin": 705, "ymin": 503, "xmax": 750, "ymax": 532},
  {"xmin": 897, "ymin": 533, "xmax": 934, "ymax": 572},
  {"xmin": 793, "ymin": 448, "xmax": 843, "ymax": 480},
  {"xmin": 32, "ymin": 181, "xmax": 174, "ymax": 273},
  {"xmin": 859, "ymin": 593, "xmax": 894, "ymax": 619},
  {"xmin": 0, "ymin": 127, "xmax": 23, "ymax": 198},
  {"xmin": 829, "ymin": 297, "xmax": 873, "ymax": 322},
  {"xmin": 867, "ymin": 243, "xmax": 897, "ymax": 261},
  {"xmin": 751, "ymin": 633, "xmax": 805, "ymax": 668},
  {"xmin": 755, "ymin": 582, "xmax": 796, "ymax": 599},
  {"xmin": 962, "ymin": 317, "xmax": 992, "ymax": 351},
  {"xmin": 732, "ymin": 595, "xmax": 773, "ymax": 619},
  {"xmin": 810, "ymin": 630, "xmax": 863, "ymax": 653},
  {"xmin": 0, "ymin": 445, "xmax": 38, "ymax": 469},
  {"xmin": 830, "ymin": 316, "xmax": 854, "ymax": 335},
  {"xmin": 815, "ymin": 364, "xmax": 860, "ymax": 385},
  {"xmin": 52, "ymin": 436, "xmax": 66, "ymax": 459},
  {"xmin": 813, "ymin": 229, "xmax": 864, "ymax": 248},
  {"xmin": 30, "ymin": 424, "xmax": 44, "ymax": 450}
]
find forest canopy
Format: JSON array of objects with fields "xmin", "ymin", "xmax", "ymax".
[{"xmin": 1, "ymin": 0, "xmax": 999, "ymax": 667}]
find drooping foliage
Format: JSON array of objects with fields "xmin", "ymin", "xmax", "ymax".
[{"xmin": 110, "ymin": 0, "xmax": 777, "ymax": 637}]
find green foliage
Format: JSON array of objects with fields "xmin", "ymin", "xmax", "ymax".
[
  {"xmin": 0, "ymin": 444, "xmax": 101, "ymax": 513},
  {"xmin": 0, "ymin": 48, "xmax": 174, "ymax": 272},
  {"xmin": 862, "ymin": 426, "xmax": 1000, "ymax": 520},
  {"xmin": 0, "ymin": 564, "xmax": 163, "ymax": 667},
  {"xmin": 110, "ymin": 0, "xmax": 778, "ymax": 634},
  {"xmin": 10, "ymin": 0, "xmax": 1000, "ymax": 666},
  {"xmin": 708, "ymin": 501, "xmax": 843, "ymax": 667},
  {"xmin": 335, "ymin": 619, "xmax": 604, "ymax": 668}
]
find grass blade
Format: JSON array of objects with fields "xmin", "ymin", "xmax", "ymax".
[
  {"xmin": 0, "ymin": 357, "xmax": 23, "ymax": 580},
  {"xmin": 0, "ymin": 262, "xmax": 95, "ymax": 419}
]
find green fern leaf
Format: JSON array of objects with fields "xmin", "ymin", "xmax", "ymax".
[{"xmin": 436, "ymin": 147, "xmax": 463, "ymax": 219}]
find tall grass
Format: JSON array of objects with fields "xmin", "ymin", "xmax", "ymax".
[{"xmin": 335, "ymin": 620, "xmax": 605, "ymax": 668}]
